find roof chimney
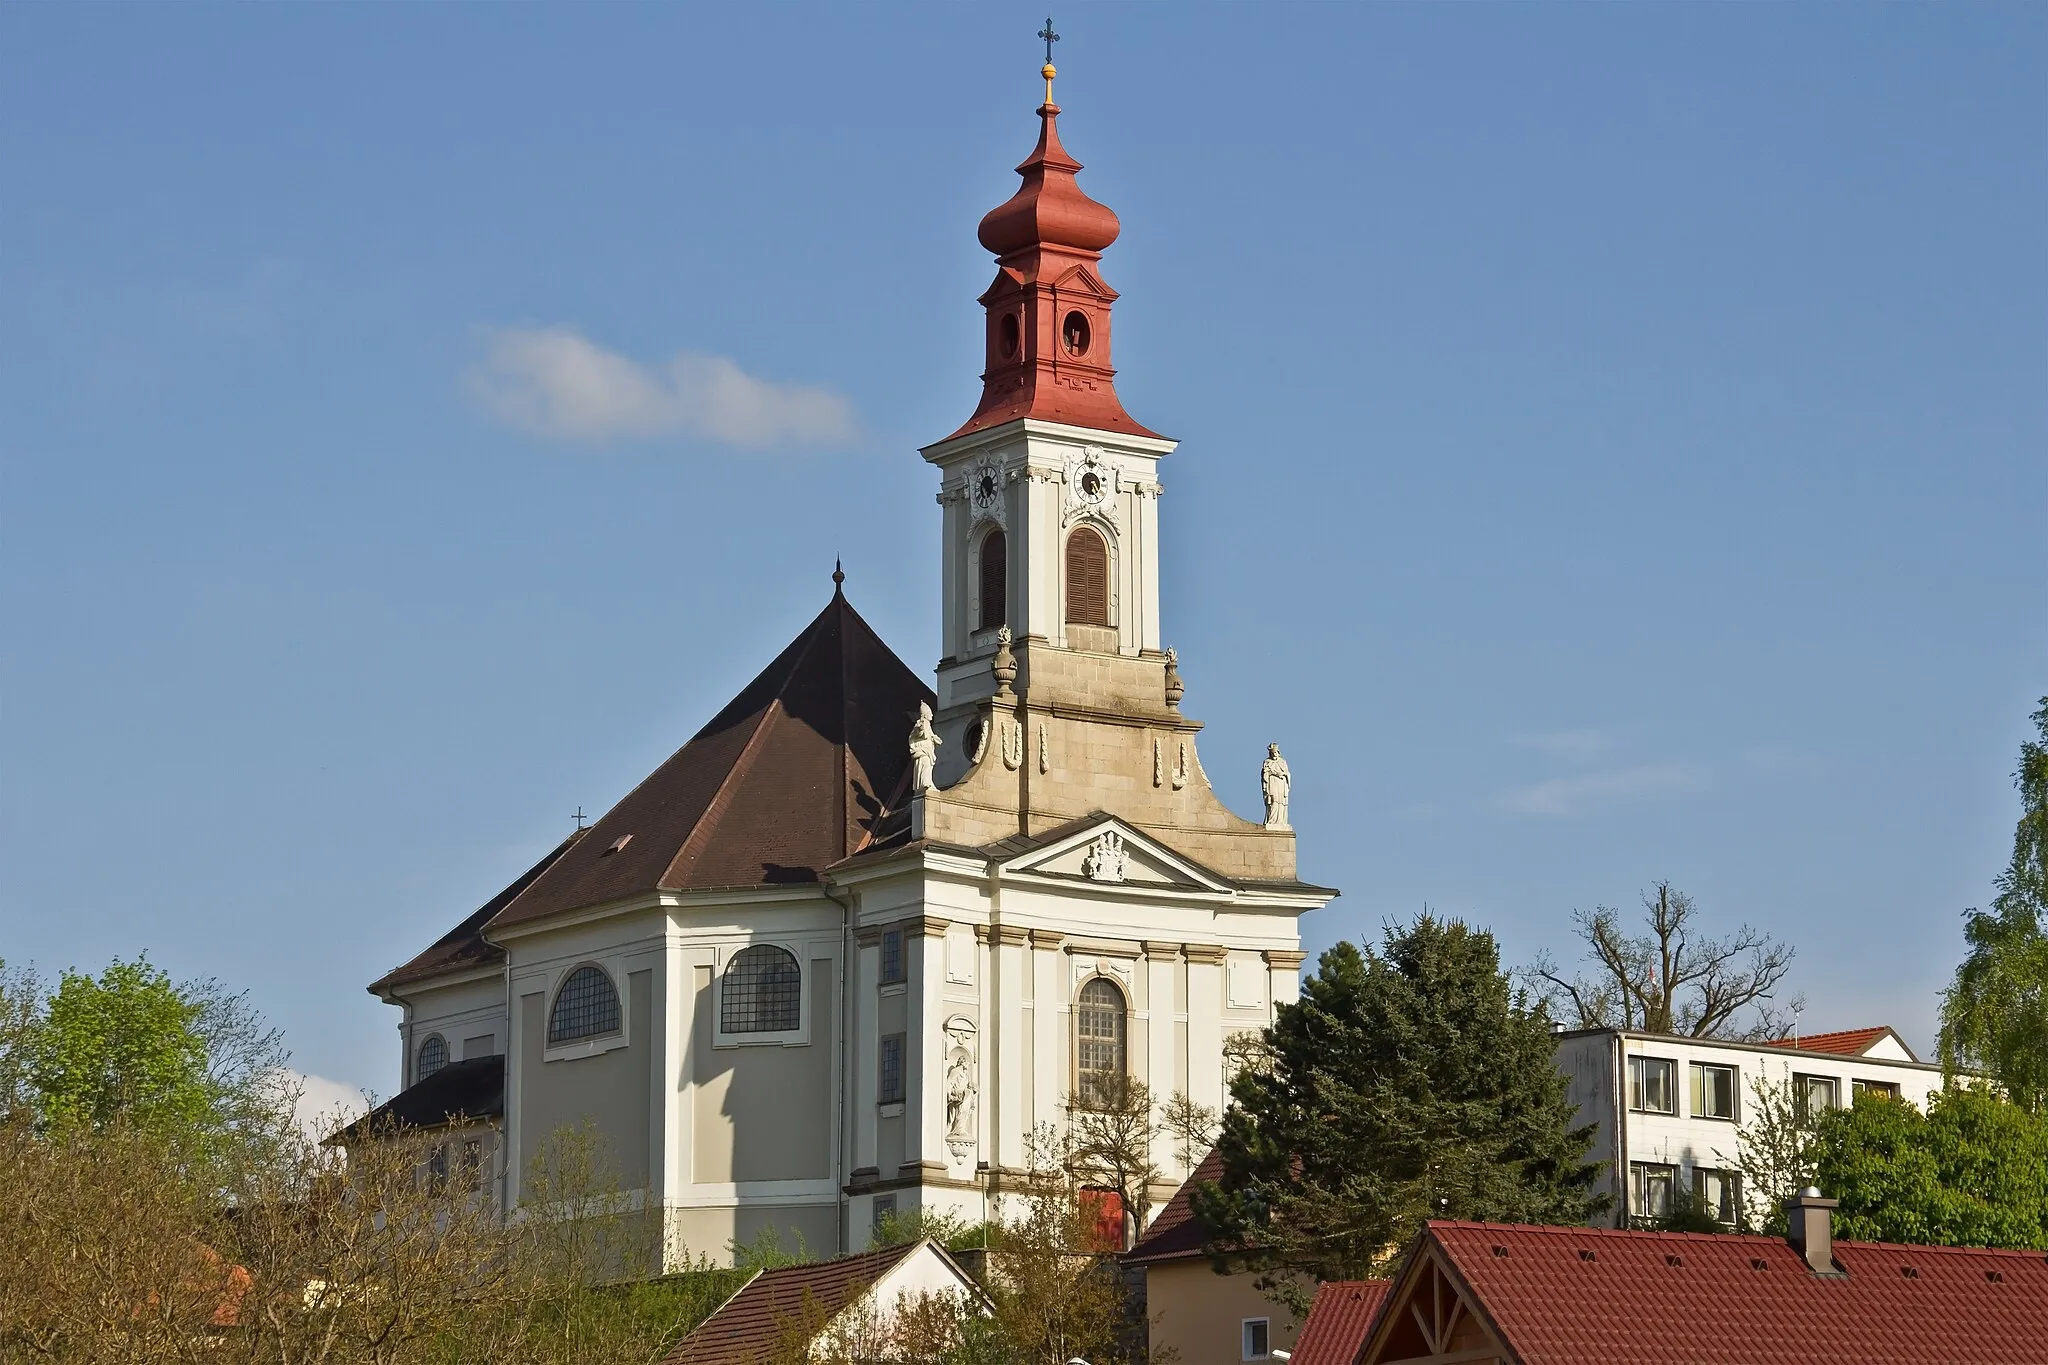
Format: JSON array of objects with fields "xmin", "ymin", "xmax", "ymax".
[{"xmin": 1785, "ymin": 1187, "xmax": 1841, "ymax": 1275}]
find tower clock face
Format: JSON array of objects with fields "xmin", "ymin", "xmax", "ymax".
[{"xmin": 967, "ymin": 459, "xmax": 1005, "ymax": 524}]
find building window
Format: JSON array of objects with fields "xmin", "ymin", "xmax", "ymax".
[
  {"xmin": 1694, "ymin": 1167, "xmax": 1739, "ymax": 1226},
  {"xmin": 978, "ymin": 527, "xmax": 1007, "ymax": 631},
  {"xmin": 1628, "ymin": 1055, "xmax": 1677, "ymax": 1114},
  {"xmin": 425, "ymin": 1142, "xmax": 450, "ymax": 1194},
  {"xmin": 1691, "ymin": 1062, "xmax": 1737, "ymax": 1120},
  {"xmin": 879, "ymin": 1034, "xmax": 905, "ymax": 1104},
  {"xmin": 1075, "ymin": 977, "xmax": 1128, "ymax": 1106},
  {"xmin": 1853, "ymin": 1078, "xmax": 1900, "ymax": 1101},
  {"xmin": 1795, "ymin": 1073, "xmax": 1840, "ymax": 1120},
  {"xmin": 547, "ymin": 965, "xmax": 622, "ymax": 1044},
  {"xmin": 417, "ymin": 1033, "xmax": 448, "ymax": 1081},
  {"xmin": 872, "ymin": 1194, "xmax": 897, "ymax": 1240},
  {"xmin": 1064, "ymin": 526, "xmax": 1110, "ymax": 628},
  {"xmin": 721, "ymin": 945, "xmax": 802, "ymax": 1034},
  {"xmin": 1242, "ymin": 1318, "xmax": 1272, "ymax": 1361},
  {"xmin": 1630, "ymin": 1162, "xmax": 1677, "ymax": 1220},
  {"xmin": 880, "ymin": 929, "xmax": 904, "ymax": 985}
]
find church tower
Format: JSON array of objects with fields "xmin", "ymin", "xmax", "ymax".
[{"xmin": 919, "ymin": 63, "xmax": 1297, "ymax": 884}]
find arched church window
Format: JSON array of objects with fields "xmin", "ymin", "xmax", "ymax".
[
  {"xmin": 1065, "ymin": 526, "xmax": 1110, "ymax": 628},
  {"xmin": 547, "ymin": 965, "xmax": 622, "ymax": 1044},
  {"xmin": 1075, "ymin": 977, "xmax": 1127, "ymax": 1106},
  {"xmin": 417, "ymin": 1033, "xmax": 448, "ymax": 1081},
  {"xmin": 722, "ymin": 944, "xmax": 801, "ymax": 1034},
  {"xmin": 978, "ymin": 527, "xmax": 1007, "ymax": 631}
]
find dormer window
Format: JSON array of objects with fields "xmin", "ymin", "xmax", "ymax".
[{"xmin": 978, "ymin": 528, "xmax": 1007, "ymax": 631}]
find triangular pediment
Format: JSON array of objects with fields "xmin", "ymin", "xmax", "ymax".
[
  {"xmin": 1049, "ymin": 261, "xmax": 1118, "ymax": 300},
  {"xmin": 1000, "ymin": 816, "xmax": 1231, "ymax": 894},
  {"xmin": 1359, "ymin": 1235, "xmax": 1511, "ymax": 1365}
]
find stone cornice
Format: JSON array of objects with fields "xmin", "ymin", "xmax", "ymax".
[
  {"xmin": 1142, "ymin": 941, "xmax": 1182, "ymax": 961},
  {"xmin": 908, "ymin": 915, "xmax": 952, "ymax": 939},
  {"xmin": 990, "ymin": 925, "xmax": 1031, "ymax": 948},
  {"xmin": 1182, "ymin": 943, "xmax": 1229, "ymax": 966},
  {"xmin": 1027, "ymin": 929, "xmax": 1066, "ymax": 951},
  {"xmin": 1263, "ymin": 949, "xmax": 1309, "ymax": 970}
]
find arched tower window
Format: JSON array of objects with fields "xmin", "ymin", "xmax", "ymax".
[
  {"xmin": 1064, "ymin": 526, "xmax": 1110, "ymax": 628},
  {"xmin": 978, "ymin": 527, "xmax": 1007, "ymax": 631},
  {"xmin": 722, "ymin": 945, "xmax": 802, "ymax": 1034},
  {"xmin": 1075, "ymin": 977, "xmax": 1128, "ymax": 1106},
  {"xmin": 547, "ymin": 965, "xmax": 621, "ymax": 1044},
  {"xmin": 417, "ymin": 1033, "xmax": 447, "ymax": 1080}
]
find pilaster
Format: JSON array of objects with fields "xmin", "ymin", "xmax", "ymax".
[
  {"xmin": 853, "ymin": 930, "xmax": 882, "ymax": 1176},
  {"xmin": 1030, "ymin": 930, "xmax": 1065, "ymax": 1132},
  {"xmin": 992, "ymin": 924, "xmax": 1029, "ymax": 1171},
  {"xmin": 1143, "ymin": 941, "xmax": 1180, "ymax": 1176},
  {"xmin": 1184, "ymin": 943, "xmax": 1227, "ymax": 1113},
  {"xmin": 906, "ymin": 917, "xmax": 950, "ymax": 1175}
]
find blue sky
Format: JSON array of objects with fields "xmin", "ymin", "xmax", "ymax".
[{"xmin": 3, "ymin": 5, "xmax": 2043, "ymax": 1103}]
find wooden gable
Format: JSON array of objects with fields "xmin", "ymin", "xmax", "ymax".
[{"xmin": 1357, "ymin": 1237, "xmax": 1514, "ymax": 1365}]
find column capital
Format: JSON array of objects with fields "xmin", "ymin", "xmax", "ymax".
[
  {"xmin": 1183, "ymin": 943, "xmax": 1228, "ymax": 966},
  {"xmin": 1027, "ymin": 929, "xmax": 1066, "ymax": 951},
  {"xmin": 853, "ymin": 926, "xmax": 886, "ymax": 948},
  {"xmin": 1262, "ymin": 949, "xmax": 1309, "ymax": 971},
  {"xmin": 909, "ymin": 915, "xmax": 952, "ymax": 939},
  {"xmin": 991, "ymin": 924, "xmax": 1031, "ymax": 948},
  {"xmin": 1142, "ymin": 941, "xmax": 1181, "ymax": 962}
]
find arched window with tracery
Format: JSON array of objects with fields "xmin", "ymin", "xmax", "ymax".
[
  {"xmin": 722, "ymin": 944, "xmax": 802, "ymax": 1034},
  {"xmin": 1075, "ymin": 977, "xmax": 1128, "ymax": 1106},
  {"xmin": 547, "ymin": 965, "xmax": 622, "ymax": 1044},
  {"xmin": 417, "ymin": 1033, "xmax": 448, "ymax": 1080},
  {"xmin": 1064, "ymin": 525, "xmax": 1110, "ymax": 628},
  {"xmin": 978, "ymin": 527, "xmax": 1007, "ymax": 631}
]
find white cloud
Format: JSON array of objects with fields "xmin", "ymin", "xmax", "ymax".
[
  {"xmin": 1501, "ymin": 762, "xmax": 1705, "ymax": 818},
  {"xmin": 277, "ymin": 1069, "xmax": 372, "ymax": 1142},
  {"xmin": 1511, "ymin": 728, "xmax": 1622, "ymax": 763},
  {"xmin": 469, "ymin": 326, "xmax": 856, "ymax": 449}
]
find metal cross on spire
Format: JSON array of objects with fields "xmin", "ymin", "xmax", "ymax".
[{"xmin": 1039, "ymin": 16, "xmax": 1060, "ymax": 65}]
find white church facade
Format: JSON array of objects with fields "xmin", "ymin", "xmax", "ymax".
[{"xmin": 365, "ymin": 68, "xmax": 1334, "ymax": 1267}]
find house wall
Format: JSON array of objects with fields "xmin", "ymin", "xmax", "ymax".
[
  {"xmin": 1144, "ymin": 1259, "xmax": 1303, "ymax": 1365},
  {"xmin": 1555, "ymin": 1029, "xmax": 1946, "ymax": 1225},
  {"xmin": 398, "ymin": 975, "xmax": 506, "ymax": 1086}
]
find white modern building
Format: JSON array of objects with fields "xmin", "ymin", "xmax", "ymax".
[
  {"xmin": 362, "ymin": 71, "xmax": 1333, "ymax": 1267},
  {"xmin": 1554, "ymin": 1025, "xmax": 1945, "ymax": 1227}
]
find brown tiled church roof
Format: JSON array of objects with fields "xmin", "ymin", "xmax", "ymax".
[
  {"xmin": 368, "ymin": 831, "xmax": 588, "ymax": 995},
  {"xmin": 486, "ymin": 586, "xmax": 932, "ymax": 932},
  {"xmin": 1124, "ymin": 1146, "xmax": 1224, "ymax": 1265}
]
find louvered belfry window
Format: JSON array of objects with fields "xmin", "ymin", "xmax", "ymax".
[
  {"xmin": 979, "ymin": 528, "xmax": 1007, "ymax": 631},
  {"xmin": 1065, "ymin": 526, "xmax": 1110, "ymax": 627}
]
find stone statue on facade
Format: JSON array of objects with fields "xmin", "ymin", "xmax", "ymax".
[
  {"xmin": 943, "ymin": 1034, "xmax": 977, "ymax": 1156},
  {"xmin": 1261, "ymin": 743, "xmax": 1291, "ymax": 829},
  {"xmin": 909, "ymin": 702, "xmax": 941, "ymax": 795}
]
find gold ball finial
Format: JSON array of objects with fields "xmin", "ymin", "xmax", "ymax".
[{"xmin": 1042, "ymin": 62, "xmax": 1057, "ymax": 103}]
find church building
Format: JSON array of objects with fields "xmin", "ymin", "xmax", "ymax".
[{"xmin": 367, "ymin": 60, "xmax": 1335, "ymax": 1266}]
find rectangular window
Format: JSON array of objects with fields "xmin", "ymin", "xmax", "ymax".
[
  {"xmin": 880, "ymin": 929, "xmax": 904, "ymax": 985},
  {"xmin": 1241, "ymin": 1318, "xmax": 1272, "ymax": 1361},
  {"xmin": 1691, "ymin": 1062, "xmax": 1737, "ymax": 1120},
  {"xmin": 1795, "ymin": 1073, "xmax": 1840, "ymax": 1120},
  {"xmin": 872, "ymin": 1194, "xmax": 896, "ymax": 1238},
  {"xmin": 425, "ymin": 1142, "xmax": 450, "ymax": 1194},
  {"xmin": 879, "ymin": 1033, "xmax": 905, "ymax": 1104},
  {"xmin": 1694, "ymin": 1167, "xmax": 1739, "ymax": 1226},
  {"xmin": 1629, "ymin": 1056, "xmax": 1677, "ymax": 1113},
  {"xmin": 1853, "ymin": 1078, "xmax": 1899, "ymax": 1101},
  {"xmin": 1629, "ymin": 1162, "xmax": 1677, "ymax": 1220}
]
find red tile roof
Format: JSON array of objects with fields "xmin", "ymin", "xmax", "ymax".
[
  {"xmin": 1419, "ymin": 1220, "xmax": 2048, "ymax": 1365},
  {"xmin": 1124, "ymin": 1147, "xmax": 1224, "ymax": 1265},
  {"xmin": 1761, "ymin": 1026, "xmax": 1907, "ymax": 1058},
  {"xmin": 1291, "ymin": 1279, "xmax": 1391, "ymax": 1365},
  {"xmin": 661, "ymin": 1243, "xmax": 930, "ymax": 1365}
]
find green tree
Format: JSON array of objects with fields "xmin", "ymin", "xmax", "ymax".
[
  {"xmin": 1809, "ymin": 1087, "xmax": 2048, "ymax": 1250},
  {"xmin": 1193, "ymin": 917, "xmax": 1605, "ymax": 1312},
  {"xmin": 1939, "ymin": 696, "xmax": 2048, "ymax": 1112}
]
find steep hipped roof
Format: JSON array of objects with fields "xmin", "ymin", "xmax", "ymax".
[
  {"xmin": 329, "ymin": 1055, "xmax": 503, "ymax": 1143},
  {"xmin": 368, "ymin": 831, "xmax": 588, "ymax": 995},
  {"xmin": 661, "ymin": 1242, "xmax": 942, "ymax": 1365},
  {"xmin": 1379, "ymin": 1220, "xmax": 2048, "ymax": 1365},
  {"xmin": 1291, "ymin": 1280, "xmax": 1392, "ymax": 1365},
  {"xmin": 485, "ymin": 588, "xmax": 932, "ymax": 932},
  {"xmin": 1124, "ymin": 1147, "xmax": 1224, "ymax": 1265}
]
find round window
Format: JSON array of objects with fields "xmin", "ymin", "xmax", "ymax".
[
  {"xmin": 999, "ymin": 313, "xmax": 1021, "ymax": 359},
  {"xmin": 1061, "ymin": 311, "xmax": 1091, "ymax": 357}
]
